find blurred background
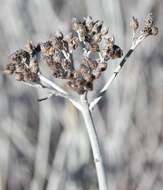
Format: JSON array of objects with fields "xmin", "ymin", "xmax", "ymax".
[{"xmin": 0, "ymin": 0, "xmax": 163, "ymax": 190}]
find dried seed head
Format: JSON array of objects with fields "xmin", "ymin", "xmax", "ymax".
[
  {"xmin": 141, "ymin": 13, "xmax": 158, "ymax": 36},
  {"xmin": 5, "ymin": 16, "xmax": 126, "ymax": 94}
]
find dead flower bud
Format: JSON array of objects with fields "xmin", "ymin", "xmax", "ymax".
[
  {"xmin": 30, "ymin": 61, "xmax": 39, "ymax": 73},
  {"xmin": 41, "ymin": 41, "xmax": 54, "ymax": 56},
  {"xmin": 144, "ymin": 13, "xmax": 154, "ymax": 28},
  {"xmin": 85, "ymin": 16, "xmax": 94, "ymax": 31},
  {"xmin": 15, "ymin": 72, "xmax": 24, "ymax": 81},
  {"xmin": 72, "ymin": 18, "xmax": 80, "ymax": 31},
  {"xmin": 151, "ymin": 26, "xmax": 159, "ymax": 36},
  {"xmin": 98, "ymin": 62, "xmax": 107, "ymax": 72},
  {"xmin": 26, "ymin": 41, "xmax": 41, "ymax": 57},
  {"xmin": 77, "ymin": 24, "xmax": 86, "ymax": 41},
  {"xmin": 92, "ymin": 20, "xmax": 103, "ymax": 34},
  {"xmin": 55, "ymin": 31, "xmax": 64, "ymax": 40},
  {"xmin": 4, "ymin": 68, "xmax": 14, "ymax": 75},
  {"xmin": 142, "ymin": 13, "xmax": 158, "ymax": 36},
  {"xmin": 65, "ymin": 33, "xmax": 79, "ymax": 50},
  {"xmin": 130, "ymin": 17, "xmax": 139, "ymax": 31},
  {"xmin": 4, "ymin": 64, "xmax": 15, "ymax": 75},
  {"xmin": 101, "ymin": 27, "xmax": 109, "ymax": 36},
  {"xmin": 102, "ymin": 40, "xmax": 123, "ymax": 60}
]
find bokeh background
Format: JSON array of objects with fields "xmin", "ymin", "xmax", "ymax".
[{"xmin": 0, "ymin": 0, "xmax": 163, "ymax": 190}]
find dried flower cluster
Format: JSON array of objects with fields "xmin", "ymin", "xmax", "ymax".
[
  {"xmin": 4, "ymin": 16, "xmax": 123, "ymax": 94},
  {"xmin": 4, "ymin": 43, "xmax": 41, "ymax": 82},
  {"xmin": 130, "ymin": 13, "xmax": 158, "ymax": 44},
  {"xmin": 4, "ymin": 14, "xmax": 158, "ymax": 94}
]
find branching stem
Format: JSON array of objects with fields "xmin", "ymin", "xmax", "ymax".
[
  {"xmin": 80, "ymin": 93, "xmax": 107, "ymax": 190},
  {"xmin": 89, "ymin": 35, "xmax": 148, "ymax": 110}
]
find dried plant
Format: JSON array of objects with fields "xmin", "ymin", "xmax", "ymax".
[{"xmin": 4, "ymin": 14, "xmax": 158, "ymax": 190}]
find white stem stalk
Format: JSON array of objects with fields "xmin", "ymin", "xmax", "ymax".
[{"xmin": 80, "ymin": 94, "xmax": 107, "ymax": 190}]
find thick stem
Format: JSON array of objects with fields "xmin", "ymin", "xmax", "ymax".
[{"xmin": 80, "ymin": 94, "xmax": 107, "ymax": 190}]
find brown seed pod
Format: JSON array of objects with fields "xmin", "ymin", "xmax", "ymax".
[
  {"xmin": 15, "ymin": 72, "xmax": 24, "ymax": 81},
  {"xmin": 98, "ymin": 62, "xmax": 107, "ymax": 71},
  {"xmin": 151, "ymin": 26, "xmax": 159, "ymax": 36},
  {"xmin": 85, "ymin": 81, "xmax": 93, "ymax": 91},
  {"xmin": 23, "ymin": 72, "xmax": 31, "ymax": 81}
]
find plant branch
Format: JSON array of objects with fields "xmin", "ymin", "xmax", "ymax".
[
  {"xmin": 80, "ymin": 93, "xmax": 107, "ymax": 190},
  {"xmin": 38, "ymin": 73, "xmax": 68, "ymax": 95},
  {"xmin": 37, "ymin": 73, "xmax": 82, "ymax": 110},
  {"xmin": 89, "ymin": 35, "xmax": 147, "ymax": 110}
]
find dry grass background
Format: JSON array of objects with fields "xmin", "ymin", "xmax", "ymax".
[{"xmin": 0, "ymin": 0, "xmax": 163, "ymax": 190}]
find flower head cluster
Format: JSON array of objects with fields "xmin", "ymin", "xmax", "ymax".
[
  {"xmin": 130, "ymin": 13, "xmax": 158, "ymax": 47},
  {"xmin": 4, "ymin": 43, "xmax": 41, "ymax": 82},
  {"xmin": 143, "ymin": 13, "xmax": 158, "ymax": 36},
  {"xmin": 40, "ymin": 32, "xmax": 75, "ymax": 79},
  {"xmin": 5, "ymin": 17, "xmax": 123, "ymax": 94}
]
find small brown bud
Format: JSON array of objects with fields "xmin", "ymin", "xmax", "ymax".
[
  {"xmin": 93, "ymin": 33, "xmax": 102, "ymax": 43},
  {"xmin": 92, "ymin": 20, "xmax": 103, "ymax": 34},
  {"xmin": 77, "ymin": 24, "xmax": 86, "ymax": 41},
  {"xmin": 55, "ymin": 31, "xmax": 64, "ymax": 40},
  {"xmin": 15, "ymin": 72, "xmax": 23, "ymax": 81},
  {"xmin": 85, "ymin": 81, "xmax": 93, "ymax": 90},
  {"xmin": 30, "ymin": 62, "xmax": 39, "ymax": 73},
  {"xmin": 101, "ymin": 27, "xmax": 109, "ymax": 35},
  {"xmin": 90, "ymin": 43, "xmax": 100, "ymax": 52},
  {"xmin": 72, "ymin": 18, "xmax": 79, "ymax": 31},
  {"xmin": 151, "ymin": 26, "xmax": 159, "ymax": 36},
  {"xmin": 3, "ymin": 69, "xmax": 13, "ymax": 75},
  {"xmin": 82, "ymin": 73, "xmax": 94, "ymax": 82},
  {"xmin": 93, "ymin": 68, "xmax": 102, "ymax": 79},
  {"xmin": 145, "ymin": 13, "xmax": 154, "ymax": 28},
  {"xmin": 80, "ymin": 63, "xmax": 90, "ymax": 73},
  {"xmin": 111, "ymin": 45, "xmax": 123, "ymax": 59},
  {"xmin": 130, "ymin": 17, "xmax": 139, "ymax": 31},
  {"xmin": 24, "ymin": 72, "xmax": 31, "ymax": 81},
  {"xmin": 98, "ymin": 62, "xmax": 107, "ymax": 71},
  {"xmin": 85, "ymin": 16, "xmax": 94, "ymax": 31}
]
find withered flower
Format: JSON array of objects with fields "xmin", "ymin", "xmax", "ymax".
[
  {"xmin": 130, "ymin": 17, "xmax": 139, "ymax": 32},
  {"xmin": 4, "ymin": 15, "xmax": 158, "ymax": 94},
  {"xmin": 5, "ymin": 48, "xmax": 39, "ymax": 82},
  {"xmin": 102, "ymin": 37, "xmax": 123, "ymax": 61},
  {"xmin": 143, "ymin": 14, "xmax": 158, "ymax": 36},
  {"xmin": 4, "ymin": 17, "xmax": 124, "ymax": 94}
]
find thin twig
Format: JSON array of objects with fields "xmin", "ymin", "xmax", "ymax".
[
  {"xmin": 38, "ymin": 73, "xmax": 68, "ymax": 95},
  {"xmin": 37, "ymin": 73, "xmax": 82, "ymax": 110},
  {"xmin": 80, "ymin": 93, "xmax": 107, "ymax": 190}
]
